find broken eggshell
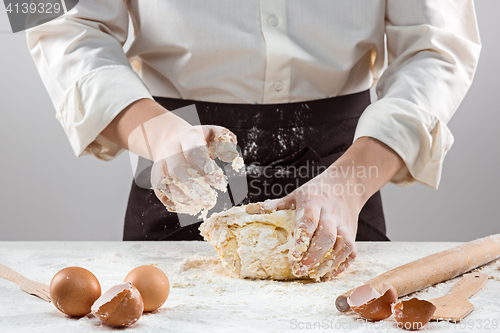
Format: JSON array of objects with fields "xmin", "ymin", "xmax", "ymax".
[
  {"xmin": 91, "ymin": 282, "xmax": 144, "ymax": 327},
  {"xmin": 347, "ymin": 283, "xmax": 398, "ymax": 321},
  {"xmin": 392, "ymin": 298, "xmax": 436, "ymax": 331}
]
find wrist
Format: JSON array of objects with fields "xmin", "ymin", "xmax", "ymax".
[
  {"xmin": 325, "ymin": 137, "xmax": 404, "ymax": 212},
  {"xmin": 101, "ymin": 98, "xmax": 192, "ymax": 160}
]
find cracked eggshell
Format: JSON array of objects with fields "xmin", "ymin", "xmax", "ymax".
[
  {"xmin": 392, "ymin": 298, "xmax": 436, "ymax": 331},
  {"xmin": 347, "ymin": 283, "xmax": 398, "ymax": 321},
  {"xmin": 49, "ymin": 267, "xmax": 101, "ymax": 317},
  {"xmin": 125, "ymin": 265, "xmax": 170, "ymax": 312},
  {"xmin": 91, "ymin": 282, "xmax": 144, "ymax": 327}
]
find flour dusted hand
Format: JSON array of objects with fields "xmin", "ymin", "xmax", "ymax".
[
  {"xmin": 260, "ymin": 172, "xmax": 359, "ymax": 281},
  {"xmin": 151, "ymin": 126, "xmax": 243, "ymax": 218}
]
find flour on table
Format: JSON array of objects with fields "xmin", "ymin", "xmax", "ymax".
[
  {"xmin": 2, "ymin": 242, "xmax": 500, "ymax": 332},
  {"xmin": 175, "ymin": 255, "xmax": 236, "ymax": 278}
]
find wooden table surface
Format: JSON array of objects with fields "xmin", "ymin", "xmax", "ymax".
[{"xmin": 0, "ymin": 241, "xmax": 499, "ymax": 332}]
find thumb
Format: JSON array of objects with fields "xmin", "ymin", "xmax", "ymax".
[{"xmin": 204, "ymin": 126, "xmax": 237, "ymax": 144}]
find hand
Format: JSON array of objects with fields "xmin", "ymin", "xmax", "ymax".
[
  {"xmin": 151, "ymin": 125, "xmax": 242, "ymax": 216},
  {"xmin": 260, "ymin": 137, "xmax": 405, "ymax": 281},
  {"xmin": 261, "ymin": 171, "xmax": 360, "ymax": 281},
  {"xmin": 100, "ymin": 99, "xmax": 243, "ymax": 217}
]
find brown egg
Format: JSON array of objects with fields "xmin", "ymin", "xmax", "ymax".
[
  {"xmin": 91, "ymin": 282, "xmax": 144, "ymax": 327},
  {"xmin": 347, "ymin": 283, "xmax": 398, "ymax": 321},
  {"xmin": 392, "ymin": 298, "xmax": 437, "ymax": 330},
  {"xmin": 125, "ymin": 265, "xmax": 170, "ymax": 312},
  {"xmin": 49, "ymin": 266, "xmax": 101, "ymax": 317}
]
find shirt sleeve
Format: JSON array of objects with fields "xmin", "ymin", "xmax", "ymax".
[
  {"xmin": 353, "ymin": 0, "xmax": 481, "ymax": 189},
  {"xmin": 26, "ymin": 0, "xmax": 153, "ymax": 160}
]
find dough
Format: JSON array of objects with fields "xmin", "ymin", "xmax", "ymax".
[
  {"xmin": 200, "ymin": 204, "xmax": 343, "ymax": 281},
  {"xmin": 199, "ymin": 205, "xmax": 296, "ymax": 280}
]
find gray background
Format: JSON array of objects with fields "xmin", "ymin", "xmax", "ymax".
[{"xmin": 0, "ymin": 2, "xmax": 498, "ymax": 241}]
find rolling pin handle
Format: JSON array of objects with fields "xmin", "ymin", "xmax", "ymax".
[{"xmin": 335, "ymin": 295, "xmax": 350, "ymax": 312}]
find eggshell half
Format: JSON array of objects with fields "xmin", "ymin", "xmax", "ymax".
[
  {"xmin": 347, "ymin": 283, "xmax": 398, "ymax": 321},
  {"xmin": 392, "ymin": 298, "xmax": 436, "ymax": 330},
  {"xmin": 91, "ymin": 282, "xmax": 144, "ymax": 327},
  {"xmin": 125, "ymin": 265, "xmax": 170, "ymax": 312},
  {"xmin": 49, "ymin": 267, "xmax": 101, "ymax": 317}
]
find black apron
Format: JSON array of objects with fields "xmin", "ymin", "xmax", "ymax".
[{"xmin": 123, "ymin": 90, "xmax": 389, "ymax": 241}]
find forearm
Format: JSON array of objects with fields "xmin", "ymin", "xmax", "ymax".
[
  {"xmin": 101, "ymin": 99, "xmax": 191, "ymax": 160},
  {"xmin": 328, "ymin": 136, "xmax": 405, "ymax": 212}
]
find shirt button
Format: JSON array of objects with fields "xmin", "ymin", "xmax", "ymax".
[
  {"xmin": 274, "ymin": 81, "xmax": 283, "ymax": 91},
  {"xmin": 268, "ymin": 15, "xmax": 279, "ymax": 27}
]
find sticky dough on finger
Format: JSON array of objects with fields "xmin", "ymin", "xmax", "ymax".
[
  {"xmin": 158, "ymin": 129, "xmax": 244, "ymax": 217},
  {"xmin": 162, "ymin": 169, "xmax": 218, "ymax": 218},
  {"xmin": 203, "ymin": 168, "xmax": 228, "ymax": 191},
  {"xmin": 306, "ymin": 236, "xmax": 350, "ymax": 282},
  {"xmin": 209, "ymin": 130, "xmax": 244, "ymax": 171}
]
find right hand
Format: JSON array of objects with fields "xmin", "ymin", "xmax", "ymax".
[
  {"xmin": 150, "ymin": 125, "xmax": 241, "ymax": 215},
  {"xmin": 100, "ymin": 98, "xmax": 242, "ymax": 216}
]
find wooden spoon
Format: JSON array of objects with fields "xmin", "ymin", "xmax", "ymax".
[
  {"xmin": 429, "ymin": 272, "xmax": 488, "ymax": 321},
  {"xmin": 0, "ymin": 264, "xmax": 51, "ymax": 302}
]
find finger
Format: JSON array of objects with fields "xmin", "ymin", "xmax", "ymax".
[
  {"xmin": 151, "ymin": 160, "xmax": 205, "ymax": 212},
  {"xmin": 291, "ymin": 195, "xmax": 321, "ymax": 261},
  {"xmin": 154, "ymin": 188, "xmax": 177, "ymax": 212},
  {"xmin": 150, "ymin": 158, "xmax": 172, "ymax": 195},
  {"xmin": 204, "ymin": 126, "xmax": 240, "ymax": 163},
  {"xmin": 174, "ymin": 178, "xmax": 218, "ymax": 209},
  {"xmin": 260, "ymin": 196, "xmax": 295, "ymax": 211},
  {"xmin": 181, "ymin": 127, "xmax": 231, "ymax": 190},
  {"xmin": 331, "ymin": 250, "xmax": 357, "ymax": 277},
  {"xmin": 185, "ymin": 145, "xmax": 218, "ymax": 175},
  {"xmin": 203, "ymin": 169, "xmax": 228, "ymax": 191},
  {"xmin": 154, "ymin": 175, "xmax": 196, "ymax": 213},
  {"xmin": 164, "ymin": 146, "xmax": 216, "ymax": 206},
  {"xmin": 294, "ymin": 211, "xmax": 337, "ymax": 274},
  {"xmin": 313, "ymin": 228, "xmax": 356, "ymax": 279},
  {"xmin": 166, "ymin": 146, "xmax": 193, "ymax": 184},
  {"xmin": 151, "ymin": 159, "xmax": 192, "ymax": 207},
  {"xmin": 153, "ymin": 164, "xmax": 201, "ymax": 208},
  {"xmin": 163, "ymin": 182, "xmax": 196, "ymax": 206},
  {"xmin": 296, "ymin": 228, "xmax": 354, "ymax": 280},
  {"xmin": 328, "ymin": 228, "xmax": 356, "ymax": 271},
  {"xmin": 180, "ymin": 129, "xmax": 218, "ymax": 175},
  {"xmin": 204, "ymin": 126, "xmax": 237, "ymax": 144}
]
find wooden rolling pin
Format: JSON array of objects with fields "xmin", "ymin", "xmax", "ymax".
[{"xmin": 335, "ymin": 233, "xmax": 500, "ymax": 312}]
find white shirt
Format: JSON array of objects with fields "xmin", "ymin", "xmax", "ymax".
[{"xmin": 27, "ymin": 0, "xmax": 481, "ymax": 189}]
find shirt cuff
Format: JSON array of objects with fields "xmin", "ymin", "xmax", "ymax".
[
  {"xmin": 353, "ymin": 98, "xmax": 454, "ymax": 189},
  {"xmin": 56, "ymin": 65, "xmax": 153, "ymax": 161}
]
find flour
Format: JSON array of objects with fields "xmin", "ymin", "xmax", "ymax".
[
  {"xmin": 175, "ymin": 255, "xmax": 235, "ymax": 278},
  {"xmin": 1, "ymin": 241, "xmax": 499, "ymax": 332},
  {"xmin": 241, "ymin": 126, "xmax": 260, "ymax": 160}
]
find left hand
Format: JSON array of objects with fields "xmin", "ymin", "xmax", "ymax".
[
  {"xmin": 261, "ymin": 137, "xmax": 406, "ymax": 281},
  {"xmin": 261, "ymin": 170, "xmax": 361, "ymax": 281}
]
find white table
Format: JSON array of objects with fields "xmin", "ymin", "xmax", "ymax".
[{"xmin": 0, "ymin": 241, "xmax": 499, "ymax": 332}]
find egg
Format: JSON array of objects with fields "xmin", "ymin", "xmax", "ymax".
[
  {"xmin": 91, "ymin": 282, "xmax": 144, "ymax": 327},
  {"xmin": 347, "ymin": 283, "xmax": 398, "ymax": 321},
  {"xmin": 49, "ymin": 266, "xmax": 101, "ymax": 317},
  {"xmin": 392, "ymin": 298, "xmax": 436, "ymax": 330},
  {"xmin": 125, "ymin": 265, "xmax": 170, "ymax": 312}
]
